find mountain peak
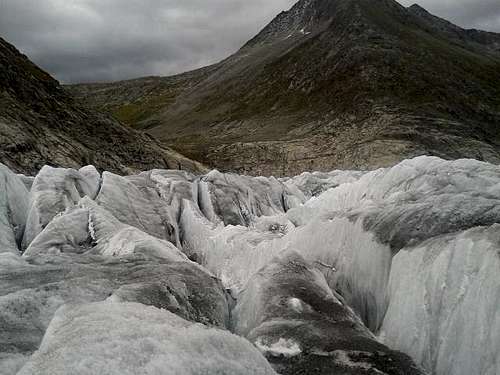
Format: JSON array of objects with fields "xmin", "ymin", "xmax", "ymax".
[
  {"xmin": 243, "ymin": 0, "xmax": 417, "ymax": 48},
  {"xmin": 408, "ymin": 3, "xmax": 428, "ymax": 13},
  {"xmin": 243, "ymin": 0, "xmax": 358, "ymax": 47}
]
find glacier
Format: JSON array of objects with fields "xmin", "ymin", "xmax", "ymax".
[
  {"xmin": 18, "ymin": 302, "xmax": 276, "ymax": 375},
  {"xmin": 0, "ymin": 156, "xmax": 499, "ymax": 375}
]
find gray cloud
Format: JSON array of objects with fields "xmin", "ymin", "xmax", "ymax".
[{"xmin": 0, "ymin": 0, "xmax": 498, "ymax": 84}]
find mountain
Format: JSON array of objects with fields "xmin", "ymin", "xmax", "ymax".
[
  {"xmin": 69, "ymin": 0, "xmax": 500, "ymax": 176},
  {"xmin": 0, "ymin": 37, "xmax": 207, "ymax": 175}
]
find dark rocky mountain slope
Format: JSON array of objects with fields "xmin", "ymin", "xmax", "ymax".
[
  {"xmin": 69, "ymin": 0, "xmax": 500, "ymax": 176},
  {"xmin": 0, "ymin": 37, "xmax": 207, "ymax": 175}
]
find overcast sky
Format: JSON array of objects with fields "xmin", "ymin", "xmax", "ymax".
[{"xmin": 1, "ymin": 0, "xmax": 499, "ymax": 84}]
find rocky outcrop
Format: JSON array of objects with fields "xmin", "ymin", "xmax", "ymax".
[{"xmin": 0, "ymin": 37, "xmax": 207, "ymax": 176}]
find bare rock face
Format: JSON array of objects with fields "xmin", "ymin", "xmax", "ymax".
[
  {"xmin": 0, "ymin": 37, "xmax": 207, "ymax": 176},
  {"xmin": 69, "ymin": 0, "xmax": 500, "ymax": 176}
]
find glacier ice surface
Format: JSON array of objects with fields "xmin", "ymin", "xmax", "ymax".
[
  {"xmin": 21, "ymin": 166, "xmax": 101, "ymax": 250},
  {"xmin": 0, "ymin": 253, "xmax": 230, "ymax": 372},
  {"xmin": 0, "ymin": 164, "xmax": 30, "ymax": 254},
  {"xmin": 95, "ymin": 171, "xmax": 177, "ymax": 244},
  {"xmin": 18, "ymin": 302, "xmax": 276, "ymax": 375},
  {"xmin": 380, "ymin": 225, "xmax": 500, "ymax": 375},
  {"xmin": 0, "ymin": 156, "xmax": 499, "ymax": 375},
  {"xmin": 178, "ymin": 157, "xmax": 500, "ymax": 374},
  {"xmin": 232, "ymin": 251, "xmax": 424, "ymax": 374}
]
